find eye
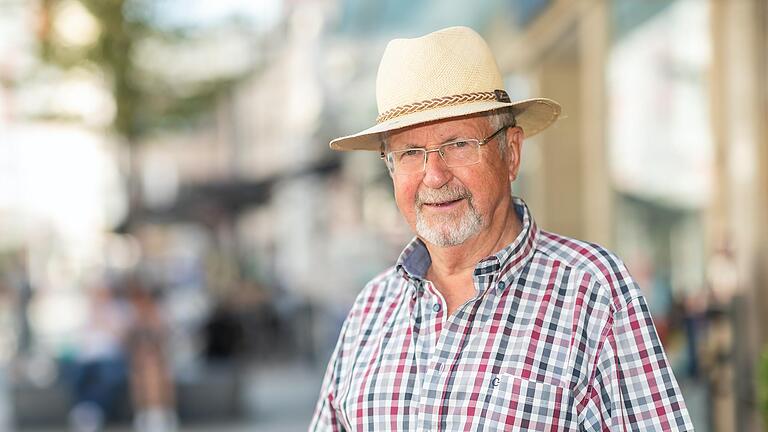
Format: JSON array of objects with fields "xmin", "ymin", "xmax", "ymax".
[
  {"xmin": 445, "ymin": 140, "xmax": 474, "ymax": 151},
  {"xmin": 399, "ymin": 149, "xmax": 422, "ymax": 159}
]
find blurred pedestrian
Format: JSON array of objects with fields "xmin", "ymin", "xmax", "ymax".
[
  {"xmin": 202, "ymin": 301, "xmax": 243, "ymax": 364},
  {"xmin": 7, "ymin": 249, "xmax": 34, "ymax": 357},
  {"xmin": 126, "ymin": 279, "xmax": 177, "ymax": 432},
  {"xmin": 311, "ymin": 26, "xmax": 693, "ymax": 431},
  {"xmin": 68, "ymin": 284, "xmax": 131, "ymax": 432}
]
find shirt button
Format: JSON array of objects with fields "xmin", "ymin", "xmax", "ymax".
[
  {"xmin": 498, "ymin": 281, "xmax": 506, "ymax": 290},
  {"xmin": 432, "ymin": 303, "xmax": 441, "ymax": 312}
]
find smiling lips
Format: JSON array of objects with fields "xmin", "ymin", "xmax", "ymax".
[
  {"xmin": 416, "ymin": 184, "xmax": 471, "ymax": 211},
  {"xmin": 422, "ymin": 197, "xmax": 464, "ymax": 208}
]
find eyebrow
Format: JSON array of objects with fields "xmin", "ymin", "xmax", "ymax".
[{"xmin": 398, "ymin": 135, "xmax": 461, "ymax": 150}]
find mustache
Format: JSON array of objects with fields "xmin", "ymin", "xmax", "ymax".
[{"xmin": 415, "ymin": 184, "xmax": 472, "ymax": 207}]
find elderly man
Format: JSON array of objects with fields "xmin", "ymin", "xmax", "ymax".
[{"xmin": 311, "ymin": 26, "xmax": 693, "ymax": 431}]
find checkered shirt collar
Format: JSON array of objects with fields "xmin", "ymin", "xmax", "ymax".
[{"xmin": 395, "ymin": 196, "xmax": 539, "ymax": 291}]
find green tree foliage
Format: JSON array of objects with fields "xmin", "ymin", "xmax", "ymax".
[{"xmin": 37, "ymin": 0, "xmax": 252, "ymax": 142}]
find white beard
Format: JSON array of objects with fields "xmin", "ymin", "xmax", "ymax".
[{"xmin": 414, "ymin": 184, "xmax": 483, "ymax": 247}]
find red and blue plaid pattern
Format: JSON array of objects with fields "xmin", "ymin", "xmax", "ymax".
[{"xmin": 311, "ymin": 197, "xmax": 693, "ymax": 431}]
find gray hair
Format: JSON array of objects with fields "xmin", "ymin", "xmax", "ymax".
[{"xmin": 486, "ymin": 110, "xmax": 517, "ymax": 155}]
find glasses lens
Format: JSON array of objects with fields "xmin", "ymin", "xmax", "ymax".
[
  {"xmin": 393, "ymin": 149, "xmax": 425, "ymax": 173},
  {"xmin": 441, "ymin": 140, "xmax": 480, "ymax": 167}
]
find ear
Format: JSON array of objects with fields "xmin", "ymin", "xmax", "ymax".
[{"xmin": 505, "ymin": 126, "xmax": 524, "ymax": 182}]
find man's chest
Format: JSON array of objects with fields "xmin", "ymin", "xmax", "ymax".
[{"xmin": 333, "ymin": 277, "xmax": 600, "ymax": 431}]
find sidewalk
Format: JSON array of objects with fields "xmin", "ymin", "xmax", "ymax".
[{"xmin": 20, "ymin": 361, "xmax": 323, "ymax": 432}]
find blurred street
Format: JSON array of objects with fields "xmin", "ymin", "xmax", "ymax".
[{"xmin": 19, "ymin": 361, "xmax": 321, "ymax": 432}]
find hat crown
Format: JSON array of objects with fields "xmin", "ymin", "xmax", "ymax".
[{"xmin": 376, "ymin": 26, "xmax": 504, "ymax": 115}]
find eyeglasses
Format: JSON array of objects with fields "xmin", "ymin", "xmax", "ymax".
[{"xmin": 381, "ymin": 125, "xmax": 510, "ymax": 175}]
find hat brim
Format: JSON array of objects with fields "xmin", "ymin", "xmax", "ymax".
[{"xmin": 329, "ymin": 98, "xmax": 561, "ymax": 151}]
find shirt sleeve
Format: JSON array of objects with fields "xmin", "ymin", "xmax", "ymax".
[
  {"xmin": 309, "ymin": 319, "xmax": 349, "ymax": 432},
  {"xmin": 583, "ymin": 295, "xmax": 694, "ymax": 431}
]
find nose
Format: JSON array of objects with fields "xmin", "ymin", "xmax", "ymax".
[{"xmin": 422, "ymin": 150, "xmax": 452, "ymax": 189}]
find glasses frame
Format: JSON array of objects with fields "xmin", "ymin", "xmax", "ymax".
[{"xmin": 380, "ymin": 124, "xmax": 512, "ymax": 175}]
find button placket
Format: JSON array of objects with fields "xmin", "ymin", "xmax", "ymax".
[
  {"xmin": 420, "ymin": 280, "xmax": 453, "ymax": 411},
  {"xmin": 410, "ymin": 279, "xmax": 424, "ymax": 318}
]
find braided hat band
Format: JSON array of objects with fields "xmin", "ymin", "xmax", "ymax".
[{"xmin": 376, "ymin": 90, "xmax": 511, "ymax": 124}]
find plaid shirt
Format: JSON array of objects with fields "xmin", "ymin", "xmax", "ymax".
[{"xmin": 311, "ymin": 197, "xmax": 693, "ymax": 431}]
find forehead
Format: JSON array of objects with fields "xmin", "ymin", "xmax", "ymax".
[{"xmin": 387, "ymin": 116, "xmax": 490, "ymax": 150}]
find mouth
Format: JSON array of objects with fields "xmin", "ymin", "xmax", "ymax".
[{"xmin": 421, "ymin": 197, "xmax": 464, "ymax": 209}]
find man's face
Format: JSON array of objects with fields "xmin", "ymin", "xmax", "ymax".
[{"xmin": 386, "ymin": 115, "xmax": 522, "ymax": 247}]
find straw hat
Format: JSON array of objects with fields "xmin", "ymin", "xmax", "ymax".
[{"xmin": 329, "ymin": 26, "xmax": 561, "ymax": 151}]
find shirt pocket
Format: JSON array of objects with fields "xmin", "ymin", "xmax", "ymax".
[{"xmin": 486, "ymin": 373, "xmax": 578, "ymax": 432}]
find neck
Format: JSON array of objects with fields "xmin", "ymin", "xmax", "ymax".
[{"xmin": 424, "ymin": 201, "xmax": 522, "ymax": 281}]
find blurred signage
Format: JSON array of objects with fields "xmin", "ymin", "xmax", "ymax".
[{"xmin": 607, "ymin": 0, "xmax": 712, "ymax": 209}]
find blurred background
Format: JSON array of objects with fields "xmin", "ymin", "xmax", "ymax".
[{"xmin": 0, "ymin": 0, "xmax": 766, "ymax": 431}]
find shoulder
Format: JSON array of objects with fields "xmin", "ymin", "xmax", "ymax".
[
  {"xmin": 536, "ymin": 230, "xmax": 641, "ymax": 312},
  {"xmin": 355, "ymin": 266, "xmax": 402, "ymax": 307},
  {"xmin": 341, "ymin": 266, "xmax": 405, "ymax": 334}
]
